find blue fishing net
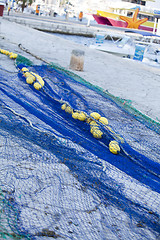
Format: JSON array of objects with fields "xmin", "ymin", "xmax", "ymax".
[{"xmin": 0, "ymin": 55, "xmax": 160, "ymax": 240}]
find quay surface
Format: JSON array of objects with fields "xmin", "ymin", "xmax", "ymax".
[{"xmin": 2, "ymin": 12, "xmax": 130, "ymax": 39}]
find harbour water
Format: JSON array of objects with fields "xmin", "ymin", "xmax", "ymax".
[{"xmin": 53, "ymin": 33, "xmax": 96, "ymax": 46}]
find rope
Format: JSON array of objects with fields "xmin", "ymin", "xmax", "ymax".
[
  {"xmin": 0, "ymin": 66, "xmax": 18, "ymax": 74},
  {"xmin": 18, "ymin": 44, "xmax": 50, "ymax": 64}
]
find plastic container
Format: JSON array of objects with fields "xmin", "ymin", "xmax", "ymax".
[{"xmin": 69, "ymin": 49, "xmax": 85, "ymax": 71}]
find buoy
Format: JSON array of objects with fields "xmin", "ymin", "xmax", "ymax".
[
  {"xmin": 77, "ymin": 112, "xmax": 86, "ymax": 121},
  {"xmin": 90, "ymin": 121, "xmax": 98, "ymax": 126},
  {"xmin": 72, "ymin": 111, "xmax": 79, "ymax": 119},
  {"xmin": 24, "ymin": 72, "xmax": 32, "ymax": 78},
  {"xmin": 22, "ymin": 67, "xmax": 29, "ymax": 72},
  {"xmin": 10, "ymin": 53, "xmax": 18, "ymax": 59},
  {"xmin": 90, "ymin": 126, "xmax": 99, "ymax": 134},
  {"xmin": 34, "ymin": 82, "xmax": 42, "ymax": 90},
  {"xmin": 92, "ymin": 129, "xmax": 103, "ymax": 139},
  {"xmin": 65, "ymin": 106, "xmax": 73, "ymax": 114},
  {"xmin": 61, "ymin": 103, "xmax": 67, "ymax": 110},
  {"xmin": 99, "ymin": 117, "xmax": 108, "ymax": 125},
  {"xmin": 90, "ymin": 112, "xmax": 101, "ymax": 120},
  {"xmin": 2, "ymin": 50, "xmax": 6, "ymax": 54},
  {"xmin": 109, "ymin": 140, "xmax": 120, "ymax": 154},
  {"xmin": 26, "ymin": 76, "xmax": 35, "ymax": 84},
  {"xmin": 5, "ymin": 50, "xmax": 10, "ymax": 55},
  {"xmin": 37, "ymin": 76, "xmax": 44, "ymax": 87}
]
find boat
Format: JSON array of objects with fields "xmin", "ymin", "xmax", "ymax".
[
  {"xmin": 93, "ymin": 8, "xmax": 158, "ymax": 32},
  {"xmin": 90, "ymin": 35, "xmax": 136, "ymax": 59},
  {"xmin": 90, "ymin": 34, "xmax": 140, "ymax": 60},
  {"xmin": 90, "ymin": 30, "xmax": 160, "ymax": 65}
]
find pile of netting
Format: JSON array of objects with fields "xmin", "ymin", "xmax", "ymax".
[{"xmin": 0, "ymin": 50, "xmax": 160, "ymax": 240}]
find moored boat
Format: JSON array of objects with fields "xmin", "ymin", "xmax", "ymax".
[{"xmin": 93, "ymin": 8, "xmax": 157, "ymax": 32}]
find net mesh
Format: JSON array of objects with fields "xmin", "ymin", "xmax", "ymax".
[{"xmin": 0, "ymin": 52, "xmax": 160, "ymax": 240}]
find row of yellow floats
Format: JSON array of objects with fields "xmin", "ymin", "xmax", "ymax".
[
  {"xmin": 61, "ymin": 103, "xmax": 121, "ymax": 154},
  {"xmin": 0, "ymin": 48, "xmax": 18, "ymax": 59},
  {"xmin": 0, "ymin": 49, "xmax": 44, "ymax": 90},
  {"xmin": 21, "ymin": 67, "xmax": 44, "ymax": 90},
  {"xmin": 0, "ymin": 48, "xmax": 120, "ymax": 154}
]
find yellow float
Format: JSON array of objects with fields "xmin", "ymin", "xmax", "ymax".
[
  {"xmin": 22, "ymin": 67, "xmax": 29, "ymax": 72},
  {"xmin": 9, "ymin": 53, "xmax": 18, "ymax": 59},
  {"xmin": 61, "ymin": 103, "xmax": 67, "ymax": 110},
  {"xmin": 92, "ymin": 129, "xmax": 103, "ymax": 139},
  {"xmin": 24, "ymin": 72, "xmax": 33, "ymax": 78},
  {"xmin": 90, "ymin": 120, "xmax": 98, "ymax": 126},
  {"xmin": 90, "ymin": 112, "xmax": 101, "ymax": 120},
  {"xmin": 36, "ymin": 76, "xmax": 44, "ymax": 87},
  {"xmin": 72, "ymin": 111, "xmax": 79, "ymax": 119},
  {"xmin": 26, "ymin": 76, "xmax": 35, "ymax": 84},
  {"xmin": 90, "ymin": 126, "xmax": 99, "ymax": 134},
  {"xmin": 77, "ymin": 112, "xmax": 86, "ymax": 121},
  {"xmin": 65, "ymin": 106, "xmax": 73, "ymax": 114},
  {"xmin": 99, "ymin": 117, "xmax": 108, "ymax": 125},
  {"xmin": 109, "ymin": 140, "xmax": 120, "ymax": 154},
  {"xmin": 33, "ymin": 82, "xmax": 42, "ymax": 90}
]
